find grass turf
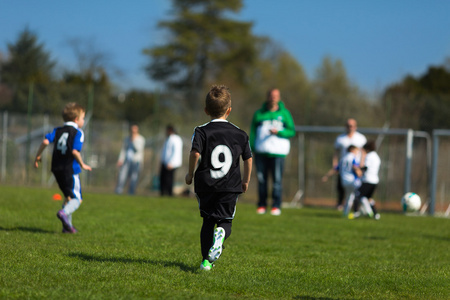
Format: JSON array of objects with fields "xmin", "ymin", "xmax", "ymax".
[{"xmin": 0, "ymin": 186, "xmax": 448, "ymax": 299}]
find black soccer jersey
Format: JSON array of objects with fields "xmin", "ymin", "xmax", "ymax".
[
  {"xmin": 45, "ymin": 122, "xmax": 84, "ymax": 174},
  {"xmin": 191, "ymin": 120, "xmax": 252, "ymax": 193}
]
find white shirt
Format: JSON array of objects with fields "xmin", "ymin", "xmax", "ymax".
[
  {"xmin": 339, "ymin": 152, "xmax": 360, "ymax": 186},
  {"xmin": 161, "ymin": 133, "xmax": 183, "ymax": 169},
  {"xmin": 334, "ymin": 132, "xmax": 367, "ymax": 160},
  {"xmin": 118, "ymin": 134, "xmax": 145, "ymax": 164},
  {"xmin": 362, "ymin": 151, "xmax": 380, "ymax": 184}
]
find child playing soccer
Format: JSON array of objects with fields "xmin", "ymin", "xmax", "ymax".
[
  {"xmin": 185, "ymin": 85, "xmax": 252, "ymax": 271},
  {"xmin": 352, "ymin": 140, "xmax": 381, "ymax": 220},
  {"xmin": 34, "ymin": 102, "xmax": 92, "ymax": 233},
  {"xmin": 323, "ymin": 145, "xmax": 362, "ymax": 217}
]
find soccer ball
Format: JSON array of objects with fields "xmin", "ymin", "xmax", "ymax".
[{"xmin": 401, "ymin": 192, "xmax": 421, "ymax": 212}]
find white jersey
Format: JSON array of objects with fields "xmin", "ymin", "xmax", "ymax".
[
  {"xmin": 339, "ymin": 152, "xmax": 360, "ymax": 186},
  {"xmin": 334, "ymin": 132, "xmax": 367, "ymax": 160},
  {"xmin": 161, "ymin": 133, "xmax": 183, "ymax": 169},
  {"xmin": 362, "ymin": 151, "xmax": 380, "ymax": 184}
]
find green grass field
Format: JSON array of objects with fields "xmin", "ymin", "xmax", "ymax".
[{"xmin": 0, "ymin": 186, "xmax": 448, "ymax": 299}]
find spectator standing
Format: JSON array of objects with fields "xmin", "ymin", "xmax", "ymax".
[
  {"xmin": 115, "ymin": 124, "xmax": 145, "ymax": 195},
  {"xmin": 249, "ymin": 88, "xmax": 295, "ymax": 216},
  {"xmin": 160, "ymin": 125, "xmax": 183, "ymax": 196}
]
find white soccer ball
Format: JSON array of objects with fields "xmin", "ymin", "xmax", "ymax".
[{"xmin": 401, "ymin": 192, "xmax": 421, "ymax": 212}]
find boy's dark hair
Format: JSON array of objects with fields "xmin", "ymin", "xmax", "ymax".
[
  {"xmin": 62, "ymin": 102, "xmax": 85, "ymax": 122},
  {"xmin": 205, "ymin": 85, "xmax": 231, "ymax": 118},
  {"xmin": 347, "ymin": 145, "xmax": 357, "ymax": 152},
  {"xmin": 363, "ymin": 140, "xmax": 376, "ymax": 152}
]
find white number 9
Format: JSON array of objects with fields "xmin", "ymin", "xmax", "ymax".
[{"xmin": 210, "ymin": 145, "xmax": 232, "ymax": 179}]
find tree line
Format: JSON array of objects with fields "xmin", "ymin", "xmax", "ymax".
[{"xmin": 0, "ymin": 0, "xmax": 449, "ymax": 132}]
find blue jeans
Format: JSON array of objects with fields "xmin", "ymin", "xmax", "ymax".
[
  {"xmin": 115, "ymin": 161, "xmax": 141, "ymax": 195},
  {"xmin": 255, "ymin": 154, "xmax": 285, "ymax": 209}
]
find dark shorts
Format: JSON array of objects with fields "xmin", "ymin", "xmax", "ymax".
[
  {"xmin": 358, "ymin": 182, "xmax": 377, "ymax": 199},
  {"xmin": 53, "ymin": 171, "xmax": 82, "ymax": 200},
  {"xmin": 196, "ymin": 192, "xmax": 238, "ymax": 221}
]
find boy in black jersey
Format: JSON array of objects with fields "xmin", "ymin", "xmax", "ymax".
[
  {"xmin": 185, "ymin": 85, "xmax": 252, "ymax": 271},
  {"xmin": 34, "ymin": 102, "xmax": 92, "ymax": 233}
]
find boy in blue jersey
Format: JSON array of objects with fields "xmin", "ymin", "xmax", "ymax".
[
  {"xmin": 185, "ymin": 85, "xmax": 252, "ymax": 271},
  {"xmin": 323, "ymin": 145, "xmax": 362, "ymax": 217},
  {"xmin": 34, "ymin": 102, "xmax": 92, "ymax": 233}
]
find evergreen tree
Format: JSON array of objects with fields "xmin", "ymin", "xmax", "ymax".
[
  {"xmin": 144, "ymin": 0, "xmax": 258, "ymax": 111},
  {"xmin": 0, "ymin": 28, "xmax": 56, "ymax": 113}
]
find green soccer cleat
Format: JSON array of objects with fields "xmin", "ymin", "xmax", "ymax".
[
  {"xmin": 208, "ymin": 227, "xmax": 225, "ymax": 262},
  {"xmin": 200, "ymin": 259, "xmax": 213, "ymax": 271}
]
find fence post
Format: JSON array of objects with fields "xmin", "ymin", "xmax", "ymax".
[
  {"xmin": 404, "ymin": 129, "xmax": 413, "ymax": 195},
  {"xmin": 1, "ymin": 111, "xmax": 7, "ymax": 182}
]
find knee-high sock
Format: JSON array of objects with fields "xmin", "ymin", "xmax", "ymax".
[
  {"xmin": 200, "ymin": 217, "xmax": 216, "ymax": 260},
  {"xmin": 63, "ymin": 199, "xmax": 81, "ymax": 226},
  {"xmin": 360, "ymin": 197, "xmax": 373, "ymax": 217},
  {"xmin": 369, "ymin": 199, "xmax": 378, "ymax": 215},
  {"xmin": 217, "ymin": 220, "xmax": 232, "ymax": 240}
]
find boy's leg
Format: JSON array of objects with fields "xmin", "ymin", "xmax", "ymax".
[
  {"xmin": 360, "ymin": 197, "xmax": 374, "ymax": 217},
  {"xmin": 128, "ymin": 162, "xmax": 141, "ymax": 195},
  {"xmin": 255, "ymin": 154, "xmax": 268, "ymax": 209},
  {"xmin": 200, "ymin": 217, "xmax": 216, "ymax": 260},
  {"xmin": 342, "ymin": 184, "xmax": 355, "ymax": 216},
  {"xmin": 217, "ymin": 220, "xmax": 232, "ymax": 240},
  {"xmin": 336, "ymin": 174, "xmax": 344, "ymax": 208},
  {"xmin": 271, "ymin": 156, "xmax": 285, "ymax": 209},
  {"xmin": 369, "ymin": 199, "xmax": 379, "ymax": 218},
  {"xmin": 54, "ymin": 172, "xmax": 80, "ymax": 232},
  {"xmin": 115, "ymin": 162, "xmax": 129, "ymax": 194}
]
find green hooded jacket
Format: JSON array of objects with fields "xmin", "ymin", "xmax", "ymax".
[{"xmin": 249, "ymin": 101, "xmax": 296, "ymax": 157}]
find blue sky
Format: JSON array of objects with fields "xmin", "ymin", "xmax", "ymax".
[{"xmin": 1, "ymin": 0, "xmax": 449, "ymax": 95}]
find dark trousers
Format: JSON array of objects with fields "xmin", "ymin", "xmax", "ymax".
[
  {"xmin": 255, "ymin": 154, "xmax": 285, "ymax": 209},
  {"xmin": 160, "ymin": 164, "xmax": 175, "ymax": 196},
  {"xmin": 336, "ymin": 173, "xmax": 346, "ymax": 206}
]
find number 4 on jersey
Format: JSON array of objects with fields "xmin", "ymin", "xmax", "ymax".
[{"xmin": 57, "ymin": 132, "xmax": 69, "ymax": 155}]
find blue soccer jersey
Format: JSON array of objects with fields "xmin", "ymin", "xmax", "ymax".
[
  {"xmin": 45, "ymin": 122, "xmax": 84, "ymax": 174},
  {"xmin": 191, "ymin": 119, "xmax": 252, "ymax": 193}
]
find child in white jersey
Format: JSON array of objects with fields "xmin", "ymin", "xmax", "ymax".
[{"xmin": 351, "ymin": 141, "xmax": 381, "ymax": 220}]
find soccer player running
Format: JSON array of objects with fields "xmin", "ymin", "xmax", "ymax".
[
  {"xmin": 185, "ymin": 85, "xmax": 252, "ymax": 271},
  {"xmin": 34, "ymin": 102, "xmax": 92, "ymax": 233},
  {"xmin": 351, "ymin": 140, "xmax": 381, "ymax": 220}
]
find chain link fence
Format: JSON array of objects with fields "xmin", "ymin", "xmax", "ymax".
[{"xmin": 1, "ymin": 111, "xmax": 448, "ymax": 216}]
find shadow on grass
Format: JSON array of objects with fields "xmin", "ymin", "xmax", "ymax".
[
  {"xmin": 303, "ymin": 212, "xmax": 343, "ymax": 219},
  {"xmin": 293, "ymin": 296, "xmax": 334, "ymax": 300},
  {"xmin": 364, "ymin": 236, "xmax": 388, "ymax": 241},
  {"xmin": 0, "ymin": 226, "xmax": 54, "ymax": 234},
  {"xmin": 68, "ymin": 252, "xmax": 197, "ymax": 273},
  {"xmin": 423, "ymin": 234, "xmax": 450, "ymax": 242}
]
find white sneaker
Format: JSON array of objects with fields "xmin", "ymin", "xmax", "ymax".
[
  {"xmin": 270, "ymin": 208, "xmax": 281, "ymax": 216},
  {"xmin": 374, "ymin": 213, "xmax": 380, "ymax": 220},
  {"xmin": 208, "ymin": 227, "xmax": 225, "ymax": 262}
]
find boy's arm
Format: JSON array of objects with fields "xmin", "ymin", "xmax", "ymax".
[
  {"xmin": 72, "ymin": 149, "xmax": 92, "ymax": 171},
  {"xmin": 185, "ymin": 149, "xmax": 200, "ymax": 185},
  {"xmin": 322, "ymin": 167, "xmax": 338, "ymax": 182},
  {"xmin": 353, "ymin": 165, "xmax": 363, "ymax": 178},
  {"xmin": 34, "ymin": 139, "xmax": 50, "ymax": 168},
  {"xmin": 241, "ymin": 157, "xmax": 252, "ymax": 193}
]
